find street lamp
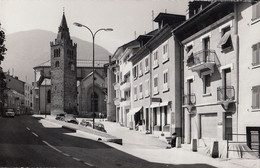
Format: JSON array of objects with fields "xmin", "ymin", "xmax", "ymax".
[{"xmin": 74, "ymin": 22, "xmax": 113, "ymax": 128}]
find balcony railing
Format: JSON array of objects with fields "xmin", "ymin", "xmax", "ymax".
[
  {"xmin": 183, "ymin": 93, "xmax": 196, "ymax": 105},
  {"xmin": 217, "ymin": 86, "xmax": 235, "ymax": 102},
  {"xmin": 187, "ymin": 50, "xmax": 218, "ymax": 73}
]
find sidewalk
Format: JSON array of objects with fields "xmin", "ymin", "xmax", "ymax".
[
  {"xmin": 99, "ymin": 120, "xmax": 260, "ymax": 168},
  {"xmin": 34, "ymin": 115, "xmax": 260, "ymax": 168}
]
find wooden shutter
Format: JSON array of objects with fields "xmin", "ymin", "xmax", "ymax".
[
  {"xmin": 252, "ymin": 86, "xmax": 258, "ymax": 109},
  {"xmin": 252, "ymin": 44, "xmax": 258, "ymax": 65}
]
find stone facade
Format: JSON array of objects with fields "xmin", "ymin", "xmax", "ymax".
[{"xmin": 50, "ymin": 13, "xmax": 77, "ymax": 115}]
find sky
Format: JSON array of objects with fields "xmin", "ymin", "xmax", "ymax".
[{"xmin": 0, "ymin": 0, "xmax": 189, "ymax": 54}]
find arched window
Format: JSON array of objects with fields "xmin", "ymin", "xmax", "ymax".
[
  {"xmin": 91, "ymin": 92, "xmax": 99, "ymax": 112},
  {"xmin": 55, "ymin": 61, "xmax": 59, "ymax": 67},
  {"xmin": 47, "ymin": 90, "xmax": 51, "ymax": 103}
]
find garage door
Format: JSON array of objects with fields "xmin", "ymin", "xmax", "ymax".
[{"xmin": 201, "ymin": 113, "xmax": 218, "ymax": 138}]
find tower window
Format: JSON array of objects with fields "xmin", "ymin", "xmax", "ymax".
[{"xmin": 55, "ymin": 61, "xmax": 60, "ymax": 67}]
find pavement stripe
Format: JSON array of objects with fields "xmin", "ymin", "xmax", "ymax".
[
  {"xmin": 32, "ymin": 132, "xmax": 39, "ymax": 137},
  {"xmin": 42, "ymin": 140, "xmax": 62, "ymax": 153},
  {"xmin": 84, "ymin": 162, "xmax": 95, "ymax": 167},
  {"xmin": 72, "ymin": 157, "xmax": 81, "ymax": 162},
  {"xmin": 62, "ymin": 153, "xmax": 70, "ymax": 157},
  {"xmin": 26, "ymin": 127, "xmax": 30, "ymax": 131}
]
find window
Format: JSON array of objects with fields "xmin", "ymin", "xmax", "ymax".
[
  {"xmin": 139, "ymin": 83, "xmax": 143, "ymax": 99},
  {"xmin": 162, "ymin": 42, "xmax": 169, "ymax": 63},
  {"xmin": 218, "ymin": 26, "xmax": 232, "ymax": 51},
  {"xmin": 153, "ymin": 51, "xmax": 159, "ymax": 68},
  {"xmin": 144, "ymin": 57, "xmax": 149, "ymax": 73},
  {"xmin": 252, "ymin": 1, "xmax": 260, "ymax": 21},
  {"xmin": 153, "ymin": 75, "xmax": 159, "ymax": 95},
  {"xmin": 139, "ymin": 62, "xmax": 143, "ymax": 76},
  {"xmin": 47, "ymin": 90, "xmax": 51, "ymax": 103},
  {"xmin": 163, "ymin": 70, "xmax": 169, "ymax": 92},
  {"xmin": 133, "ymin": 65, "xmax": 138, "ymax": 79},
  {"xmin": 55, "ymin": 61, "xmax": 59, "ymax": 67},
  {"xmin": 54, "ymin": 49, "xmax": 60, "ymax": 57},
  {"xmin": 203, "ymin": 37, "xmax": 210, "ymax": 61},
  {"xmin": 186, "ymin": 45, "xmax": 194, "ymax": 67},
  {"xmin": 145, "ymin": 79, "xmax": 150, "ymax": 97},
  {"xmin": 252, "ymin": 85, "xmax": 260, "ymax": 109},
  {"xmin": 252, "ymin": 42, "xmax": 260, "ymax": 66},
  {"xmin": 203, "ymin": 74, "xmax": 211, "ymax": 94},
  {"xmin": 134, "ymin": 86, "xmax": 137, "ymax": 101},
  {"xmin": 91, "ymin": 92, "xmax": 99, "ymax": 112}
]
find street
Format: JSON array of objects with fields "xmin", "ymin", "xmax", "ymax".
[{"xmin": 0, "ymin": 115, "xmax": 215, "ymax": 168}]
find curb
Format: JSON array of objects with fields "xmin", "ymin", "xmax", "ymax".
[{"xmin": 37, "ymin": 116, "xmax": 123, "ymax": 145}]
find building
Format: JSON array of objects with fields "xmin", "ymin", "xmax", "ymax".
[
  {"xmin": 173, "ymin": 1, "xmax": 245, "ymax": 153},
  {"xmin": 24, "ymin": 82, "xmax": 33, "ymax": 114},
  {"xmin": 50, "ymin": 12, "xmax": 77, "ymax": 115},
  {"xmin": 111, "ymin": 40, "xmax": 140, "ymax": 126},
  {"xmin": 4, "ymin": 73, "xmax": 25, "ymax": 113},
  {"xmin": 104, "ymin": 56, "xmax": 117, "ymax": 122},
  {"xmin": 237, "ymin": 1, "xmax": 260, "ymax": 156},
  {"xmin": 129, "ymin": 13, "xmax": 185, "ymax": 140},
  {"xmin": 77, "ymin": 70, "xmax": 107, "ymax": 117},
  {"xmin": 33, "ymin": 13, "xmax": 108, "ymax": 117}
]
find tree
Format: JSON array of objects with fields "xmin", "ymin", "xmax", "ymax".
[{"xmin": 0, "ymin": 23, "xmax": 7, "ymax": 63}]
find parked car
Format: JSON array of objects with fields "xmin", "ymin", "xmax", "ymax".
[
  {"xmin": 55, "ymin": 113, "xmax": 65, "ymax": 121},
  {"xmin": 5, "ymin": 108, "xmax": 15, "ymax": 118},
  {"xmin": 94, "ymin": 123, "xmax": 106, "ymax": 133},
  {"xmin": 80, "ymin": 119, "xmax": 92, "ymax": 127},
  {"xmin": 64, "ymin": 114, "xmax": 79, "ymax": 125}
]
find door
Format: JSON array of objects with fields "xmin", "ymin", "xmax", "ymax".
[
  {"xmin": 201, "ymin": 113, "xmax": 218, "ymax": 138},
  {"xmin": 247, "ymin": 127, "xmax": 260, "ymax": 157},
  {"xmin": 225, "ymin": 113, "xmax": 232, "ymax": 140},
  {"xmin": 223, "ymin": 68, "xmax": 232, "ymax": 100},
  {"xmin": 203, "ymin": 37, "xmax": 210, "ymax": 62}
]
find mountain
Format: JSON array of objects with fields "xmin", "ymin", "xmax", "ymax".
[{"xmin": 1, "ymin": 29, "xmax": 111, "ymax": 83}]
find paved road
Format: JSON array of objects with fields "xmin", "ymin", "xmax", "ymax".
[{"xmin": 0, "ymin": 115, "xmax": 215, "ymax": 168}]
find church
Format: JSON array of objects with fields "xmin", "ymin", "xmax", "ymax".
[{"xmin": 33, "ymin": 12, "xmax": 107, "ymax": 117}]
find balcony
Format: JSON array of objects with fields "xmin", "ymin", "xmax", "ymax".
[
  {"xmin": 113, "ymin": 82, "xmax": 120, "ymax": 90},
  {"xmin": 120, "ymin": 97, "xmax": 131, "ymax": 106},
  {"xmin": 113, "ymin": 97, "xmax": 120, "ymax": 106},
  {"xmin": 120, "ymin": 81, "xmax": 131, "ymax": 91},
  {"xmin": 183, "ymin": 93, "xmax": 196, "ymax": 113},
  {"xmin": 217, "ymin": 86, "xmax": 235, "ymax": 109},
  {"xmin": 187, "ymin": 50, "xmax": 218, "ymax": 75}
]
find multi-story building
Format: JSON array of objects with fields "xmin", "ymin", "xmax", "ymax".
[
  {"xmin": 129, "ymin": 13, "xmax": 185, "ymax": 139},
  {"xmin": 4, "ymin": 73, "xmax": 25, "ymax": 113},
  {"xmin": 237, "ymin": 1, "xmax": 260, "ymax": 156},
  {"xmin": 112, "ymin": 40, "xmax": 140, "ymax": 126},
  {"xmin": 174, "ymin": 1, "xmax": 239, "ymax": 150},
  {"xmin": 24, "ymin": 82, "xmax": 33, "ymax": 114}
]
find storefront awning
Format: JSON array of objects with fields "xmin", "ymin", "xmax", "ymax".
[
  {"xmin": 127, "ymin": 106, "xmax": 143, "ymax": 116},
  {"xmin": 150, "ymin": 101, "xmax": 169, "ymax": 108}
]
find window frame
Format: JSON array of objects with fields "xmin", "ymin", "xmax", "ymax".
[
  {"xmin": 153, "ymin": 74, "xmax": 159, "ymax": 95},
  {"xmin": 153, "ymin": 50, "xmax": 159, "ymax": 69},
  {"xmin": 163, "ymin": 69, "xmax": 169, "ymax": 92}
]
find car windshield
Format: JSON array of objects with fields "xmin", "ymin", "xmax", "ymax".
[{"xmin": 7, "ymin": 109, "xmax": 14, "ymax": 112}]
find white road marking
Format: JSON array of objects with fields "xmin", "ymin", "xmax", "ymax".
[
  {"xmin": 84, "ymin": 162, "xmax": 95, "ymax": 167},
  {"xmin": 42, "ymin": 139, "xmax": 95, "ymax": 167},
  {"xmin": 72, "ymin": 157, "xmax": 81, "ymax": 161},
  {"xmin": 63, "ymin": 153, "xmax": 70, "ymax": 157},
  {"xmin": 32, "ymin": 132, "xmax": 39, "ymax": 137},
  {"xmin": 26, "ymin": 127, "xmax": 30, "ymax": 131},
  {"xmin": 42, "ymin": 140, "xmax": 62, "ymax": 153}
]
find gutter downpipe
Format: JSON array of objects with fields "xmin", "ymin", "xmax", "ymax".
[
  {"xmin": 149, "ymin": 48, "xmax": 153, "ymax": 134},
  {"xmin": 234, "ymin": 2, "xmax": 239, "ymax": 142}
]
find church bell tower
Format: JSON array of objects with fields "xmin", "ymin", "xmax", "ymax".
[{"xmin": 50, "ymin": 12, "xmax": 77, "ymax": 115}]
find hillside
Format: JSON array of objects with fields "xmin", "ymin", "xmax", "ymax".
[{"xmin": 1, "ymin": 29, "xmax": 111, "ymax": 83}]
